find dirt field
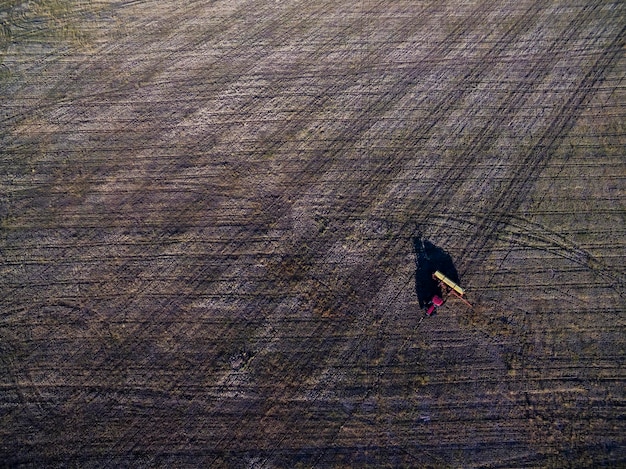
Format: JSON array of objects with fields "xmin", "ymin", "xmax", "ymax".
[{"xmin": 1, "ymin": 0, "xmax": 625, "ymax": 467}]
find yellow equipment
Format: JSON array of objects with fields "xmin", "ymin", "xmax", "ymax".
[{"xmin": 432, "ymin": 270, "xmax": 472, "ymax": 308}]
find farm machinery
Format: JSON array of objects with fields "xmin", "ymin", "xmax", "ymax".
[{"xmin": 426, "ymin": 270, "xmax": 472, "ymax": 316}]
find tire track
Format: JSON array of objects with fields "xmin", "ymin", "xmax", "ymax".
[
  {"xmin": 199, "ymin": 0, "xmax": 517, "ymax": 461},
  {"xmin": 456, "ymin": 20, "xmax": 626, "ymax": 280},
  {"xmin": 3, "ymin": 0, "xmax": 624, "ymax": 465},
  {"xmin": 203, "ymin": 2, "xmax": 573, "ymax": 461},
  {"xmin": 292, "ymin": 3, "xmax": 625, "ymax": 463},
  {"xmin": 1, "ymin": 1, "xmax": 353, "ymax": 462},
  {"xmin": 2, "ymin": 1, "xmax": 450, "ymax": 461},
  {"xmin": 219, "ymin": 2, "xmax": 620, "ymax": 460}
]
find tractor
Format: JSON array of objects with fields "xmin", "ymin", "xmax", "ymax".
[{"xmin": 425, "ymin": 270, "xmax": 472, "ymax": 316}]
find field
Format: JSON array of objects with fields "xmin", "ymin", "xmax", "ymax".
[{"xmin": 1, "ymin": 0, "xmax": 625, "ymax": 467}]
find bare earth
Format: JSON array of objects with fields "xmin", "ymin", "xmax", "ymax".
[{"xmin": 1, "ymin": 0, "xmax": 625, "ymax": 467}]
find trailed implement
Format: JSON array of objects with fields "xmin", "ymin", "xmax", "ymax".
[{"xmin": 426, "ymin": 270, "xmax": 472, "ymax": 316}]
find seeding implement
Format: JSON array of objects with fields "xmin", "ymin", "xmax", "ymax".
[{"xmin": 426, "ymin": 270, "xmax": 472, "ymax": 316}]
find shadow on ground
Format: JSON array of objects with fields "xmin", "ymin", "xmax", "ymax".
[{"xmin": 413, "ymin": 234, "xmax": 460, "ymax": 309}]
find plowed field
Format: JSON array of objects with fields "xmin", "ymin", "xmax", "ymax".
[{"xmin": 1, "ymin": 0, "xmax": 625, "ymax": 467}]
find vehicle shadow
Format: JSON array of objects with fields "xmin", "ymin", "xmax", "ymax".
[{"xmin": 413, "ymin": 235, "xmax": 460, "ymax": 309}]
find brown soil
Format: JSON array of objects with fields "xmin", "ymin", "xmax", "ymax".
[{"xmin": 1, "ymin": 0, "xmax": 624, "ymax": 466}]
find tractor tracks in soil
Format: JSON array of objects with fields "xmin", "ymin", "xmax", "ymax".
[
  {"xmin": 183, "ymin": 1, "xmax": 614, "ymax": 458},
  {"xmin": 3, "ymin": 0, "xmax": 447, "ymax": 459},
  {"xmin": 199, "ymin": 0, "xmax": 555, "ymax": 457},
  {"xmin": 439, "ymin": 212, "xmax": 625, "ymax": 295},
  {"xmin": 454, "ymin": 18, "xmax": 626, "ymax": 281},
  {"xmin": 344, "ymin": 0, "xmax": 622, "ymax": 345},
  {"xmin": 295, "ymin": 4, "xmax": 625, "ymax": 460},
  {"xmin": 2, "ymin": 0, "xmax": 625, "ymax": 465},
  {"xmin": 202, "ymin": 1, "xmax": 626, "ymax": 460}
]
